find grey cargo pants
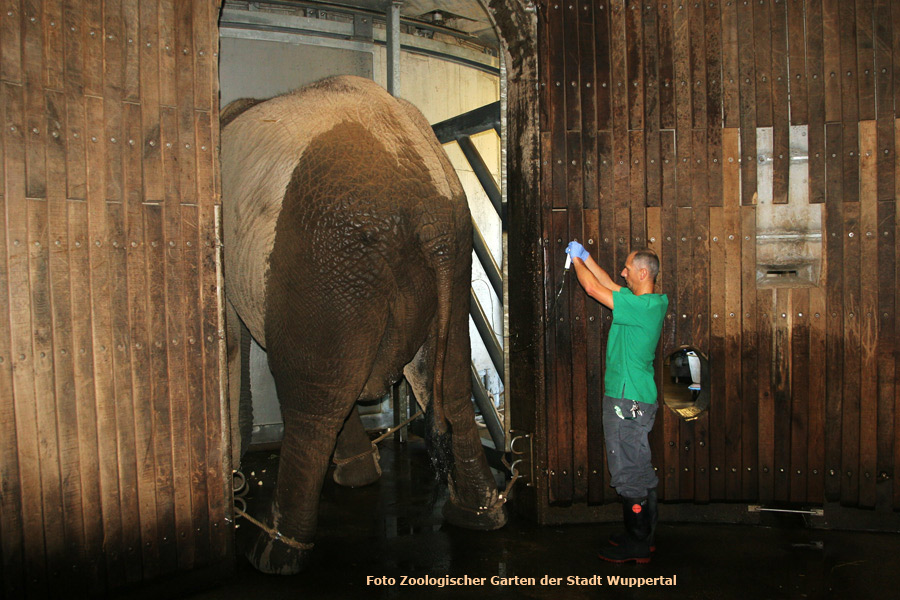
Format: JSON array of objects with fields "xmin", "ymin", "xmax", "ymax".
[{"xmin": 602, "ymin": 395, "xmax": 659, "ymax": 498}]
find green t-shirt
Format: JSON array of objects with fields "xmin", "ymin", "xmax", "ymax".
[{"xmin": 604, "ymin": 288, "xmax": 669, "ymax": 404}]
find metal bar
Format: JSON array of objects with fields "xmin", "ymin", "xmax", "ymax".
[
  {"xmin": 470, "ymin": 364, "xmax": 505, "ymax": 451},
  {"xmin": 432, "ymin": 101, "xmax": 501, "ymax": 143},
  {"xmin": 457, "ymin": 136, "xmax": 503, "ymax": 221},
  {"xmin": 471, "ymin": 217, "xmax": 502, "ymax": 301},
  {"xmin": 386, "ymin": 1, "xmax": 401, "ymax": 96},
  {"xmin": 469, "ymin": 291, "xmax": 504, "ymax": 384},
  {"xmin": 746, "ymin": 505, "xmax": 825, "ymax": 516}
]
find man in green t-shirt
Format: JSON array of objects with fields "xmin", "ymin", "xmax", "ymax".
[{"xmin": 566, "ymin": 241, "xmax": 668, "ymax": 564}]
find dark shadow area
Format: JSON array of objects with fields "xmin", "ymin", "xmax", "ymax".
[{"xmin": 180, "ymin": 438, "xmax": 900, "ymax": 600}]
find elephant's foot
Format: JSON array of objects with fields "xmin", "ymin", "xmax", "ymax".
[
  {"xmin": 333, "ymin": 443, "xmax": 382, "ymax": 488},
  {"xmin": 442, "ymin": 475, "xmax": 508, "ymax": 531},
  {"xmin": 244, "ymin": 524, "xmax": 314, "ymax": 575}
]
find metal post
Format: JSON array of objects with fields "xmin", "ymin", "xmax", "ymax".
[{"xmin": 386, "ymin": 1, "xmax": 402, "ymax": 96}]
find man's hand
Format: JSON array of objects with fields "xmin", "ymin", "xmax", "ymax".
[{"xmin": 566, "ymin": 240, "xmax": 590, "ymax": 261}]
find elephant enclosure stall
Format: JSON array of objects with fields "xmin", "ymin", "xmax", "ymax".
[{"xmin": 4, "ymin": 0, "xmax": 900, "ymax": 596}]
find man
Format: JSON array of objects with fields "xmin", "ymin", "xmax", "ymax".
[{"xmin": 565, "ymin": 241, "xmax": 668, "ymax": 564}]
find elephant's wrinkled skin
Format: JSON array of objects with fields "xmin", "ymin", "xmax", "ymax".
[{"xmin": 221, "ymin": 76, "xmax": 507, "ymax": 574}]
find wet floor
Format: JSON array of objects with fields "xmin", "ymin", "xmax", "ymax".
[{"xmin": 183, "ymin": 437, "xmax": 900, "ymax": 600}]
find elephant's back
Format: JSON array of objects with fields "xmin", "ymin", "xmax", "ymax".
[{"xmin": 221, "ymin": 76, "xmax": 461, "ymax": 347}]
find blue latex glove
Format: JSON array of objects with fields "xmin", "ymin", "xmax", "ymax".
[{"xmin": 566, "ymin": 240, "xmax": 589, "ymax": 262}]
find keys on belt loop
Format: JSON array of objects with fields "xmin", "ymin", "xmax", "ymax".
[{"xmin": 630, "ymin": 400, "xmax": 643, "ymax": 419}]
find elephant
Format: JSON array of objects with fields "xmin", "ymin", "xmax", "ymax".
[{"xmin": 221, "ymin": 75, "xmax": 507, "ymax": 575}]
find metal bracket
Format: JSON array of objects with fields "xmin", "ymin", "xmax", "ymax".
[
  {"xmin": 747, "ymin": 505, "xmax": 825, "ymax": 517},
  {"xmin": 509, "ymin": 430, "xmax": 534, "ymax": 487}
]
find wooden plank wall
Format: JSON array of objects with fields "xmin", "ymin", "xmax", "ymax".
[
  {"xmin": 536, "ymin": 0, "xmax": 900, "ymax": 511},
  {"xmin": 0, "ymin": 1, "xmax": 229, "ymax": 596}
]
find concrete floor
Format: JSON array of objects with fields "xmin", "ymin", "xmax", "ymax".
[{"xmin": 182, "ymin": 437, "xmax": 900, "ymax": 600}]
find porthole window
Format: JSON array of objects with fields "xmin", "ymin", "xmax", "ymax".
[{"xmin": 662, "ymin": 347, "xmax": 710, "ymax": 421}]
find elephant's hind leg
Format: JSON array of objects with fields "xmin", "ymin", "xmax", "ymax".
[
  {"xmin": 404, "ymin": 335, "xmax": 507, "ymax": 532},
  {"xmin": 332, "ymin": 406, "xmax": 382, "ymax": 488}
]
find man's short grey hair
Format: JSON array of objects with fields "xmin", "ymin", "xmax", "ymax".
[{"xmin": 633, "ymin": 249, "xmax": 660, "ymax": 281}]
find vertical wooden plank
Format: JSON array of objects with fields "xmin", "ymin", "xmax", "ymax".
[
  {"xmin": 856, "ymin": 0, "xmax": 876, "ymax": 121},
  {"xmin": 23, "ymin": 0, "xmax": 46, "ymax": 200},
  {"xmin": 145, "ymin": 204, "xmax": 178, "ymax": 575},
  {"xmin": 629, "ymin": 130, "xmax": 645, "ymax": 247},
  {"xmin": 840, "ymin": 0, "xmax": 859, "ymax": 123},
  {"xmin": 643, "ymin": 2, "xmax": 660, "ymax": 208},
  {"xmin": 584, "ymin": 209, "xmax": 605, "ymax": 504},
  {"xmin": 709, "ymin": 208, "xmax": 726, "ymax": 501},
  {"xmin": 62, "ymin": 0, "xmax": 86, "ymax": 201},
  {"xmin": 875, "ymin": 200, "xmax": 895, "ymax": 510},
  {"xmin": 770, "ymin": 0, "xmax": 789, "ymax": 205},
  {"xmin": 625, "ymin": 0, "xmax": 643, "ymax": 132},
  {"xmin": 720, "ymin": 0, "xmax": 739, "ymax": 128},
  {"xmin": 721, "ymin": 130, "xmax": 741, "ymax": 501},
  {"xmin": 823, "ymin": 0, "xmax": 842, "ymax": 122},
  {"xmin": 140, "ymin": 0, "xmax": 162, "ymax": 203},
  {"xmin": 874, "ymin": 0, "xmax": 894, "ymax": 201},
  {"xmin": 704, "ymin": 0, "xmax": 722, "ymax": 129},
  {"xmin": 160, "ymin": 103, "xmax": 195, "ymax": 568},
  {"xmin": 3, "ymin": 80, "xmax": 49, "ymax": 599},
  {"xmin": 42, "ymin": 90, "xmax": 71, "ymax": 588},
  {"xmin": 752, "ymin": 0, "xmax": 773, "ymax": 127},
  {"xmin": 740, "ymin": 205, "xmax": 759, "ymax": 500},
  {"xmin": 542, "ymin": 204, "xmax": 560, "ymax": 505},
  {"xmin": 0, "ymin": 195, "xmax": 25, "ymax": 600},
  {"xmin": 842, "ymin": 202, "xmax": 861, "ymax": 506},
  {"xmin": 790, "ymin": 289, "xmax": 810, "ymax": 503},
  {"xmin": 1, "ymin": 0, "xmax": 23, "ymax": 84},
  {"xmin": 759, "ymin": 290, "xmax": 777, "ymax": 503},
  {"xmin": 579, "ymin": 0, "xmax": 596, "ymax": 211},
  {"xmin": 104, "ymin": 0, "xmax": 125, "ymax": 205},
  {"xmin": 807, "ymin": 0, "xmax": 826, "ymax": 205},
  {"xmin": 123, "ymin": 0, "xmax": 140, "ymax": 102},
  {"xmin": 595, "ymin": 1, "xmax": 612, "ymax": 131},
  {"xmin": 657, "ymin": 131, "xmax": 677, "ymax": 501},
  {"xmin": 192, "ymin": 0, "xmax": 213, "ymax": 113},
  {"xmin": 808, "ymin": 287, "xmax": 827, "ymax": 502},
  {"xmin": 657, "ymin": 1, "xmax": 675, "ymax": 130},
  {"xmin": 86, "ymin": 94, "xmax": 124, "ymax": 590},
  {"xmin": 106, "ymin": 201, "xmax": 143, "ymax": 584},
  {"xmin": 566, "ymin": 132, "xmax": 586, "ymax": 503},
  {"xmin": 561, "ymin": 2, "xmax": 580, "ymax": 128},
  {"xmin": 68, "ymin": 199, "xmax": 105, "ymax": 591},
  {"xmin": 673, "ymin": 1, "xmax": 691, "ymax": 208},
  {"xmin": 123, "ymin": 100, "xmax": 159, "ymax": 582},
  {"xmin": 859, "ymin": 121, "xmax": 878, "ymax": 507},
  {"xmin": 737, "ymin": 0, "xmax": 757, "ymax": 204},
  {"xmin": 824, "ymin": 123, "xmax": 844, "ymax": 502},
  {"xmin": 82, "ymin": 0, "xmax": 102, "ymax": 97},
  {"xmin": 689, "ymin": 0, "xmax": 706, "ymax": 130},
  {"xmin": 548, "ymin": 3, "xmax": 566, "ymax": 211},
  {"xmin": 182, "ymin": 204, "xmax": 210, "ymax": 566},
  {"xmin": 771, "ymin": 291, "xmax": 791, "ymax": 503},
  {"xmin": 157, "ymin": 0, "xmax": 176, "ymax": 108},
  {"xmin": 43, "ymin": 0, "xmax": 63, "ymax": 90},
  {"xmin": 28, "ymin": 197, "xmax": 68, "ymax": 588},
  {"xmin": 787, "ymin": 0, "xmax": 808, "ymax": 125}
]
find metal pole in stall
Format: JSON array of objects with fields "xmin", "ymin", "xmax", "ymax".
[
  {"xmin": 386, "ymin": 1, "xmax": 402, "ymax": 97},
  {"xmin": 386, "ymin": 0, "xmax": 407, "ymax": 440}
]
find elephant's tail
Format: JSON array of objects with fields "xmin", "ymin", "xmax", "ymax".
[{"xmin": 424, "ymin": 401, "xmax": 453, "ymax": 480}]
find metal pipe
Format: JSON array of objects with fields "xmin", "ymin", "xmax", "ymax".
[
  {"xmin": 470, "ymin": 291, "xmax": 504, "ymax": 384},
  {"xmin": 471, "ymin": 218, "xmax": 502, "ymax": 301},
  {"xmin": 457, "ymin": 136, "xmax": 503, "ymax": 220},
  {"xmin": 470, "ymin": 364, "xmax": 505, "ymax": 451}
]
